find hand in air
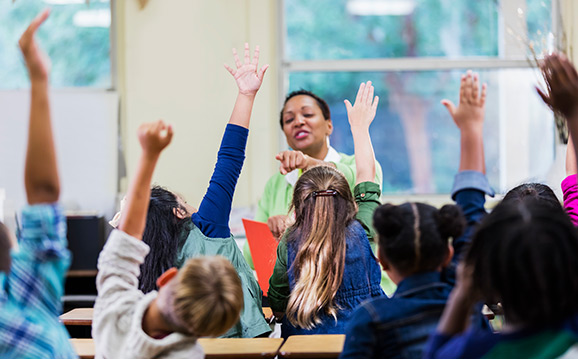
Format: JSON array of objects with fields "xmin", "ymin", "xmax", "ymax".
[
  {"xmin": 344, "ymin": 81, "xmax": 379, "ymax": 130},
  {"xmin": 138, "ymin": 120, "xmax": 173, "ymax": 155},
  {"xmin": 224, "ymin": 43, "xmax": 269, "ymax": 96},
  {"xmin": 441, "ymin": 71, "xmax": 487, "ymax": 131},
  {"xmin": 537, "ymin": 53, "xmax": 578, "ymax": 119},
  {"xmin": 275, "ymin": 150, "xmax": 313, "ymax": 175},
  {"xmin": 19, "ymin": 9, "xmax": 51, "ymax": 82}
]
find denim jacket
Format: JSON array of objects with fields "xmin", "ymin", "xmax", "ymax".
[
  {"xmin": 341, "ymin": 171, "xmax": 493, "ymax": 359},
  {"xmin": 280, "ymin": 220, "xmax": 384, "ymax": 338}
]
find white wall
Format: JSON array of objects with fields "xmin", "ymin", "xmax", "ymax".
[
  {"xmin": 0, "ymin": 90, "xmax": 119, "ymax": 218},
  {"xmin": 117, "ymin": 0, "xmax": 280, "ymax": 210}
]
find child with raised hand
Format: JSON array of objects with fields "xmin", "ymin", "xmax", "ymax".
[
  {"xmin": 424, "ymin": 54, "xmax": 578, "ymax": 359},
  {"xmin": 111, "ymin": 44, "xmax": 271, "ymax": 338},
  {"xmin": 93, "ymin": 120, "xmax": 244, "ymax": 358},
  {"xmin": 0, "ymin": 9, "xmax": 78, "ymax": 359},
  {"xmin": 268, "ymin": 81, "xmax": 385, "ymax": 338},
  {"xmin": 340, "ymin": 71, "xmax": 489, "ymax": 359}
]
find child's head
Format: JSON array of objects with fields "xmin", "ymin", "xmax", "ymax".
[
  {"xmin": 502, "ymin": 183, "xmax": 561, "ymax": 210},
  {"xmin": 139, "ymin": 186, "xmax": 193, "ymax": 293},
  {"xmin": 156, "ymin": 256, "xmax": 243, "ymax": 337},
  {"xmin": 466, "ymin": 200, "xmax": 578, "ymax": 327},
  {"xmin": 286, "ymin": 165, "xmax": 356, "ymax": 329},
  {"xmin": 0, "ymin": 222, "xmax": 12, "ymax": 273},
  {"xmin": 373, "ymin": 203, "xmax": 465, "ymax": 282}
]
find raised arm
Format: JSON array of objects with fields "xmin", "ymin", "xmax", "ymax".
[
  {"xmin": 344, "ymin": 81, "xmax": 379, "ymax": 184},
  {"xmin": 224, "ymin": 43, "xmax": 269, "ymax": 129},
  {"xmin": 19, "ymin": 10, "xmax": 59, "ymax": 205},
  {"xmin": 537, "ymin": 53, "xmax": 578, "ymax": 225},
  {"xmin": 193, "ymin": 44, "xmax": 268, "ymax": 238},
  {"xmin": 442, "ymin": 71, "xmax": 487, "ymax": 174},
  {"xmin": 119, "ymin": 121, "xmax": 173, "ymax": 239}
]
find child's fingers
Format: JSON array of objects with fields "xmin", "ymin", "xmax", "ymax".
[
  {"xmin": 224, "ymin": 63, "xmax": 236, "ymax": 76},
  {"xmin": 361, "ymin": 81, "xmax": 372, "ymax": 103},
  {"xmin": 480, "ymin": 83, "xmax": 487, "ymax": 107},
  {"xmin": 344, "ymin": 99, "xmax": 353, "ymax": 112},
  {"xmin": 367, "ymin": 83, "xmax": 375, "ymax": 105},
  {"xmin": 464, "ymin": 71, "xmax": 473, "ymax": 102},
  {"xmin": 459, "ymin": 74, "xmax": 467, "ymax": 104},
  {"xmin": 25, "ymin": 9, "xmax": 50, "ymax": 38},
  {"xmin": 472, "ymin": 73, "xmax": 480, "ymax": 101},
  {"xmin": 441, "ymin": 99, "xmax": 456, "ymax": 117},
  {"xmin": 258, "ymin": 64, "xmax": 269, "ymax": 81},
  {"xmin": 252, "ymin": 45, "xmax": 260, "ymax": 66},
  {"xmin": 355, "ymin": 83, "xmax": 365, "ymax": 105},
  {"xmin": 244, "ymin": 43, "xmax": 250, "ymax": 64},
  {"xmin": 232, "ymin": 48, "xmax": 241, "ymax": 68},
  {"xmin": 372, "ymin": 96, "xmax": 379, "ymax": 113}
]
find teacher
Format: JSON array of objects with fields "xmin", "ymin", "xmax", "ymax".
[{"xmin": 247, "ymin": 89, "xmax": 383, "ymax": 253}]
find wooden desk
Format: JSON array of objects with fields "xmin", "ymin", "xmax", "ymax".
[
  {"xmin": 60, "ymin": 307, "xmax": 273, "ymax": 327},
  {"xmin": 70, "ymin": 338, "xmax": 95, "ymax": 359},
  {"xmin": 70, "ymin": 338, "xmax": 283, "ymax": 359},
  {"xmin": 60, "ymin": 308, "xmax": 94, "ymax": 326},
  {"xmin": 278, "ymin": 334, "xmax": 345, "ymax": 358},
  {"xmin": 199, "ymin": 338, "xmax": 283, "ymax": 358}
]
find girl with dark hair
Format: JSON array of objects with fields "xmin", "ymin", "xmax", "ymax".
[
  {"xmin": 268, "ymin": 81, "xmax": 385, "ymax": 338},
  {"xmin": 115, "ymin": 44, "xmax": 272, "ymax": 339},
  {"xmin": 341, "ymin": 70, "xmax": 489, "ymax": 359},
  {"xmin": 425, "ymin": 53, "xmax": 578, "ymax": 359}
]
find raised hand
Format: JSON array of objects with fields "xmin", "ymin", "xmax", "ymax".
[
  {"xmin": 224, "ymin": 43, "xmax": 269, "ymax": 97},
  {"xmin": 344, "ymin": 81, "xmax": 379, "ymax": 130},
  {"xmin": 275, "ymin": 150, "xmax": 316, "ymax": 175},
  {"xmin": 441, "ymin": 71, "xmax": 487, "ymax": 131},
  {"xmin": 137, "ymin": 120, "xmax": 173, "ymax": 156},
  {"xmin": 537, "ymin": 53, "xmax": 578, "ymax": 119},
  {"xmin": 19, "ymin": 9, "xmax": 51, "ymax": 82}
]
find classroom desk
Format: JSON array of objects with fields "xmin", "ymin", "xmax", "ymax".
[
  {"xmin": 70, "ymin": 338, "xmax": 95, "ymax": 359},
  {"xmin": 198, "ymin": 338, "xmax": 283, "ymax": 358},
  {"xmin": 70, "ymin": 338, "xmax": 284, "ymax": 359},
  {"xmin": 60, "ymin": 307, "xmax": 274, "ymax": 327},
  {"xmin": 278, "ymin": 334, "xmax": 345, "ymax": 358},
  {"xmin": 60, "ymin": 308, "xmax": 94, "ymax": 326}
]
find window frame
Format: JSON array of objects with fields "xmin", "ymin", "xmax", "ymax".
[{"xmin": 278, "ymin": 0, "xmax": 562, "ymax": 194}]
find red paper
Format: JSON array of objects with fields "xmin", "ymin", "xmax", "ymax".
[{"xmin": 242, "ymin": 218, "xmax": 278, "ymax": 294}]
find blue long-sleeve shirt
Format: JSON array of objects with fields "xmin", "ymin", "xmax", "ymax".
[{"xmin": 191, "ymin": 123, "xmax": 248, "ymax": 238}]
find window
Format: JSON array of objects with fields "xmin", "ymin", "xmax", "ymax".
[
  {"xmin": 281, "ymin": 0, "xmax": 558, "ymax": 194},
  {"xmin": 0, "ymin": 0, "xmax": 112, "ymax": 89}
]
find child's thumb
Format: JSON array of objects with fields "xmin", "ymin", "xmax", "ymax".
[
  {"xmin": 441, "ymin": 100, "xmax": 456, "ymax": 117},
  {"xmin": 344, "ymin": 99, "xmax": 353, "ymax": 112}
]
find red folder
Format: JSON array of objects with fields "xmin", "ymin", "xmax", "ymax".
[{"xmin": 242, "ymin": 218, "xmax": 278, "ymax": 294}]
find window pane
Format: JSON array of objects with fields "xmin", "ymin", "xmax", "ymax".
[
  {"xmin": 0, "ymin": 0, "xmax": 111, "ymax": 89},
  {"xmin": 285, "ymin": 0, "xmax": 499, "ymax": 60},
  {"xmin": 526, "ymin": 0, "xmax": 553, "ymax": 55},
  {"xmin": 287, "ymin": 69, "xmax": 555, "ymax": 194}
]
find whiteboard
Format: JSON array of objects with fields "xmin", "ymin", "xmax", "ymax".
[{"xmin": 0, "ymin": 89, "xmax": 119, "ymax": 220}]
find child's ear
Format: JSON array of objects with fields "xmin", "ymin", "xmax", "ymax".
[
  {"xmin": 173, "ymin": 207, "xmax": 188, "ymax": 219},
  {"xmin": 377, "ymin": 246, "xmax": 389, "ymax": 272},
  {"xmin": 156, "ymin": 267, "xmax": 178, "ymax": 288},
  {"xmin": 443, "ymin": 244, "xmax": 455, "ymax": 268}
]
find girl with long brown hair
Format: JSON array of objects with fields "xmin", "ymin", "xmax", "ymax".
[{"xmin": 268, "ymin": 81, "xmax": 385, "ymax": 337}]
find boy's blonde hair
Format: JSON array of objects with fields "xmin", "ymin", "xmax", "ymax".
[{"xmin": 173, "ymin": 256, "xmax": 243, "ymax": 337}]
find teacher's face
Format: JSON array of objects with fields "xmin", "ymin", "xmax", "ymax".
[{"xmin": 280, "ymin": 95, "xmax": 333, "ymax": 158}]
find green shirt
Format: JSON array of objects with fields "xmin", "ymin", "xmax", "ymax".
[
  {"xmin": 177, "ymin": 222, "xmax": 271, "ymax": 338},
  {"xmin": 267, "ymin": 181, "xmax": 381, "ymax": 312}
]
